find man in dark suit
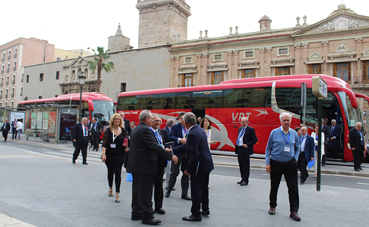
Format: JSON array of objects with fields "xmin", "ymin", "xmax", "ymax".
[
  {"xmin": 167, "ymin": 112, "xmax": 191, "ymax": 200},
  {"xmin": 297, "ymin": 127, "xmax": 314, "ymax": 185},
  {"xmin": 151, "ymin": 115, "xmax": 168, "ymax": 215},
  {"xmin": 349, "ymin": 122, "xmax": 364, "ymax": 171},
  {"xmin": 127, "ymin": 110, "xmax": 178, "ymax": 225},
  {"xmin": 119, "ymin": 111, "xmax": 132, "ymax": 136},
  {"xmin": 72, "ymin": 117, "xmax": 89, "ymax": 165},
  {"xmin": 1, "ymin": 119, "xmax": 11, "ymax": 142},
  {"xmin": 328, "ymin": 119, "xmax": 341, "ymax": 159},
  {"xmin": 89, "ymin": 118, "xmax": 103, "ymax": 151},
  {"xmin": 235, "ymin": 117, "xmax": 258, "ymax": 186},
  {"xmin": 11, "ymin": 118, "xmax": 17, "ymax": 139},
  {"xmin": 161, "ymin": 118, "xmax": 175, "ymax": 189},
  {"xmin": 321, "ymin": 118, "xmax": 331, "ymax": 166},
  {"xmin": 172, "ymin": 112, "xmax": 214, "ymax": 222}
]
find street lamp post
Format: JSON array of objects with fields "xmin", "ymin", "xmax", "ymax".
[{"xmin": 78, "ymin": 73, "xmax": 86, "ymax": 122}]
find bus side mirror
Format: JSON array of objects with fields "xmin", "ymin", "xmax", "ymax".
[{"xmin": 88, "ymin": 101, "xmax": 94, "ymax": 112}]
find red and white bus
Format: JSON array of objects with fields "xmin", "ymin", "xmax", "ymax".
[
  {"xmin": 18, "ymin": 92, "xmax": 115, "ymax": 140},
  {"xmin": 117, "ymin": 75, "xmax": 369, "ymax": 162}
]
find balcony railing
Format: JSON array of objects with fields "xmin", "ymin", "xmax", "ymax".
[
  {"xmin": 7, "ymin": 69, "xmax": 9, "ymax": 73},
  {"xmin": 13, "ymin": 67, "xmax": 16, "ymax": 71},
  {"xmin": 14, "ymin": 54, "xmax": 17, "ymax": 58},
  {"xmin": 5, "ymin": 94, "xmax": 8, "ymax": 98},
  {"xmin": 7, "ymin": 56, "xmax": 10, "ymax": 60},
  {"xmin": 12, "ymin": 80, "xmax": 15, "ymax": 84},
  {"xmin": 0, "ymin": 83, "xmax": 2, "ymax": 86},
  {"xmin": 6, "ymin": 81, "xmax": 9, "ymax": 85},
  {"xmin": 11, "ymin": 94, "xmax": 14, "ymax": 98},
  {"xmin": 1, "ymin": 58, "xmax": 4, "ymax": 62}
]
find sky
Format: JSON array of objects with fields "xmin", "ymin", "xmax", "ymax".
[{"xmin": 0, "ymin": 0, "xmax": 366, "ymax": 51}]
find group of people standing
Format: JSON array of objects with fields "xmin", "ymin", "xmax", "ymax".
[{"xmin": 1, "ymin": 118, "xmax": 23, "ymax": 141}]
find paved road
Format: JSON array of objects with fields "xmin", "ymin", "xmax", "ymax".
[{"xmin": 0, "ymin": 141, "xmax": 368, "ymax": 227}]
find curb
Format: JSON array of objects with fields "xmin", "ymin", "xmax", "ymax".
[{"xmin": 214, "ymin": 163, "xmax": 369, "ymax": 178}]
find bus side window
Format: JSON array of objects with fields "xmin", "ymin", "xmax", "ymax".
[
  {"xmin": 138, "ymin": 95, "xmax": 158, "ymax": 110},
  {"xmin": 176, "ymin": 92, "xmax": 192, "ymax": 109},
  {"xmin": 117, "ymin": 96, "xmax": 139, "ymax": 110},
  {"xmin": 224, "ymin": 89, "xmax": 245, "ymax": 108},
  {"xmin": 158, "ymin": 93, "xmax": 175, "ymax": 109}
]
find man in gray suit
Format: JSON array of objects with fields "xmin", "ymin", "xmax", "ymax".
[{"xmin": 127, "ymin": 110, "xmax": 178, "ymax": 225}]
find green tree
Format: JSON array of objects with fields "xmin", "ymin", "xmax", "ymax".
[{"xmin": 88, "ymin": 47, "xmax": 115, "ymax": 93}]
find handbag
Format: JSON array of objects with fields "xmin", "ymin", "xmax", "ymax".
[{"xmin": 123, "ymin": 137, "xmax": 129, "ymax": 147}]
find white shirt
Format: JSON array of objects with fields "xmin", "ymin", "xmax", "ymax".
[
  {"xmin": 300, "ymin": 135, "xmax": 307, "ymax": 152},
  {"xmin": 237, "ymin": 126, "xmax": 247, "ymax": 146}
]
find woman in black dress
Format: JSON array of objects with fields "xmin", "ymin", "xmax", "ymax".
[{"xmin": 101, "ymin": 113, "xmax": 128, "ymax": 203}]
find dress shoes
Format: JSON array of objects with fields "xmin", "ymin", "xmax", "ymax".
[
  {"xmin": 182, "ymin": 215, "xmax": 202, "ymax": 222},
  {"xmin": 72, "ymin": 159, "xmax": 76, "ymax": 164},
  {"xmin": 289, "ymin": 212, "xmax": 301, "ymax": 221},
  {"xmin": 155, "ymin": 208, "xmax": 165, "ymax": 214},
  {"xmin": 165, "ymin": 191, "xmax": 170, "ymax": 198},
  {"xmin": 359, "ymin": 167, "xmax": 363, "ymax": 170},
  {"xmin": 201, "ymin": 210, "xmax": 210, "ymax": 216},
  {"xmin": 354, "ymin": 168, "xmax": 360, "ymax": 171},
  {"xmin": 131, "ymin": 214, "xmax": 142, "ymax": 220},
  {"xmin": 268, "ymin": 207, "xmax": 276, "ymax": 215},
  {"xmin": 142, "ymin": 217, "xmax": 161, "ymax": 225},
  {"xmin": 240, "ymin": 181, "xmax": 248, "ymax": 186},
  {"xmin": 237, "ymin": 180, "xmax": 243, "ymax": 184},
  {"xmin": 181, "ymin": 194, "xmax": 191, "ymax": 200},
  {"xmin": 83, "ymin": 162, "xmax": 88, "ymax": 165},
  {"xmin": 300, "ymin": 182, "xmax": 305, "ymax": 185}
]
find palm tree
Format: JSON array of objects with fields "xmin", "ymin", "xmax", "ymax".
[{"xmin": 88, "ymin": 47, "xmax": 115, "ymax": 93}]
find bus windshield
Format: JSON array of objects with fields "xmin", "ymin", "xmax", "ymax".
[
  {"xmin": 92, "ymin": 100, "xmax": 114, "ymax": 125},
  {"xmin": 338, "ymin": 91, "xmax": 361, "ymax": 128}
]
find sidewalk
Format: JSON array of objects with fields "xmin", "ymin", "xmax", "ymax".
[{"xmin": 11, "ymin": 135, "xmax": 369, "ymax": 177}]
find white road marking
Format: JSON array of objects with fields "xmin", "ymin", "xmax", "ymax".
[{"xmin": 357, "ymin": 182, "xmax": 369, "ymax": 186}]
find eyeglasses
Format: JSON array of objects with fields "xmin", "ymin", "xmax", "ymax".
[
  {"xmin": 114, "ymin": 118, "xmax": 121, "ymax": 121},
  {"xmin": 153, "ymin": 120, "xmax": 161, "ymax": 123}
]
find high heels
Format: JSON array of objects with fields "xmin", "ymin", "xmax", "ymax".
[
  {"xmin": 115, "ymin": 193, "xmax": 120, "ymax": 203},
  {"xmin": 108, "ymin": 188, "xmax": 113, "ymax": 197}
]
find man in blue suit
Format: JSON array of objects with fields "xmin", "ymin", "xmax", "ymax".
[
  {"xmin": 328, "ymin": 119, "xmax": 341, "ymax": 159},
  {"xmin": 172, "ymin": 112, "xmax": 214, "ymax": 222},
  {"xmin": 297, "ymin": 127, "xmax": 314, "ymax": 185},
  {"xmin": 166, "ymin": 112, "xmax": 190, "ymax": 200}
]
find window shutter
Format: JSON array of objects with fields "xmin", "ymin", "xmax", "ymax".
[
  {"xmin": 364, "ymin": 61, "xmax": 368, "ymax": 83},
  {"xmin": 211, "ymin": 72, "xmax": 215, "ymax": 84},
  {"xmin": 348, "ymin": 63, "xmax": 351, "ymax": 84},
  {"xmin": 308, "ymin": 65, "xmax": 312, "ymax": 74},
  {"xmin": 333, "ymin": 64, "xmax": 336, "ymax": 77}
]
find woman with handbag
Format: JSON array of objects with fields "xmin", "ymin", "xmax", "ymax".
[
  {"xmin": 101, "ymin": 113, "xmax": 128, "ymax": 203},
  {"xmin": 311, "ymin": 125, "xmax": 325, "ymax": 178}
]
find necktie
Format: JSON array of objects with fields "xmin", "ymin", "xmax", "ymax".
[
  {"xmin": 237, "ymin": 128, "xmax": 245, "ymax": 146},
  {"xmin": 331, "ymin": 126, "xmax": 334, "ymax": 136},
  {"xmin": 155, "ymin": 131, "xmax": 162, "ymax": 145}
]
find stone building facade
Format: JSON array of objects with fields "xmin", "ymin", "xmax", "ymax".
[
  {"xmin": 169, "ymin": 4, "xmax": 369, "ymax": 109},
  {"xmin": 0, "ymin": 37, "xmax": 55, "ymax": 108}
]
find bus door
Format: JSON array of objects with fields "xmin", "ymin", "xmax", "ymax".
[
  {"xmin": 191, "ymin": 109, "xmax": 205, "ymax": 125},
  {"xmin": 322, "ymin": 95, "xmax": 344, "ymax": 160}
]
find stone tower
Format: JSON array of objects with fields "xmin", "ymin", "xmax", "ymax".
[
  {"xmin": 108, "ymin": 23, "xmax": 132, "ymax": 52},
  {"xmin": 259, "ymin": 15, "xmax": 272, "ymax": 31},
  {"xmin": 136, "ymin": 0, "xmax": 191, "ymax": 48}
]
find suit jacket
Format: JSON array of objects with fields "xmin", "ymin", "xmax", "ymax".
[
  {"xmin": 127, "ymin": 122, "xmax": 172, "ymax": 175},
  {"xmin": 161, "ymin": 126, "xmax": 170, "ymax": 144},
  {"xmin": 90, "ymin": 121, "xmax": 103, "ymax": 137},
  {"xmin": 123, "ymin": 119, "xmax": 131, "ymax": 135},
  {"xmin": 71, "ymin": 123, "xmax": 88, "ymax": 146},
  {"xmin": 169, "ymin": 123, "xmax": 186, "ymax": 148},
  {"xmin": 300, "ymin": 135, "xmax": 315, "ymax": 161},
  {"xmin": 155, "ymin": 129, "xmax": 168, "ymax": 169},
  {"xmin": 172, "ymin": 125, "xmax": 214, "ymax": 176},
  {"xmin": 11, "ymin": 121, "xmax": 17, "ymax": 129},
  {"xmin": 235, "ymin": 126, "xmax": 258, "ymax": 155},
  {"xmin": 349, "ymin": 128, "xmax": 364, "ymax": 151},
  {"xmin": 329, "ymin": 124, "xmax": 341, "ymax": 146},
  {"xmin": 1, "ymin": 122, "xmax": 10, "ymax": 131},
  {"xmin": 322, "ymin": 124, "xmax": 331, "ymax": 145}
]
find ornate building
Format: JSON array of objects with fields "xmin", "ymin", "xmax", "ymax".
[{"xmin": 169, "ymin": 4, "xmax": 369, "ymax": 109}]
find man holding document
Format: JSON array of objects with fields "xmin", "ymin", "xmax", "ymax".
[
  {"xmin": 172, "ymin": 112, "xmax": 214, "ymax": 222},
  {"xmin": 297, "ymin": 127, "xmax": 315, "ymax": 185}
]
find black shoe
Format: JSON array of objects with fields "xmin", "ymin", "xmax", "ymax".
[
  {"xmin": 322, "ymin": 163, "xmax": 325, "ymax": 167},
  {"xmin": 155, "ymin": 208, "xmax": 165, "ymax": 214},
  {"xmin": 240, "ymin": 181, "xmax": 248, "ymax": 186},
  {"xmin": 237, "ymin": 180, "xmax": 243, "ymax": 184},
  {"xmin": 142, "ymin": 217, "xmax": 161, "ymax": 225},
  {"xmin": 183, "ymin": 215, "xmax": 202, "ymax": 222},
  {"xmin": 355, "ymin": 168, "xmax": 360, "ymax": 171},
  {"xmin": 359, "ymin": 167, "xmax": 363, "ymax": 170},
  {"xmin": 300, "ymin": 182, "xmax": 305, "ymax": 185},
  {"xmin": 165, "ymin": 191, "xmax": 170, "ymax": 198},
  {"xmin": 201, "ymin": 210, "xmax": 210, "ymax": 216},
  {"xmin": 72, "ymin": 159, "xmax": 76, "ymax": 164},
  {"xmin": 181, "ymin": 194, "xmax": 191, "ymax": 200},
  {"xmin": 83, "ymin": 162, "xmax": 88, "ymax": 165},
  {"xmin": 131, "ymin": 214, "xmax": 142, "ymax": 220},
  {"xmin": 92, "ymin": 149, "xmax": 95, "ymax": 151}
]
